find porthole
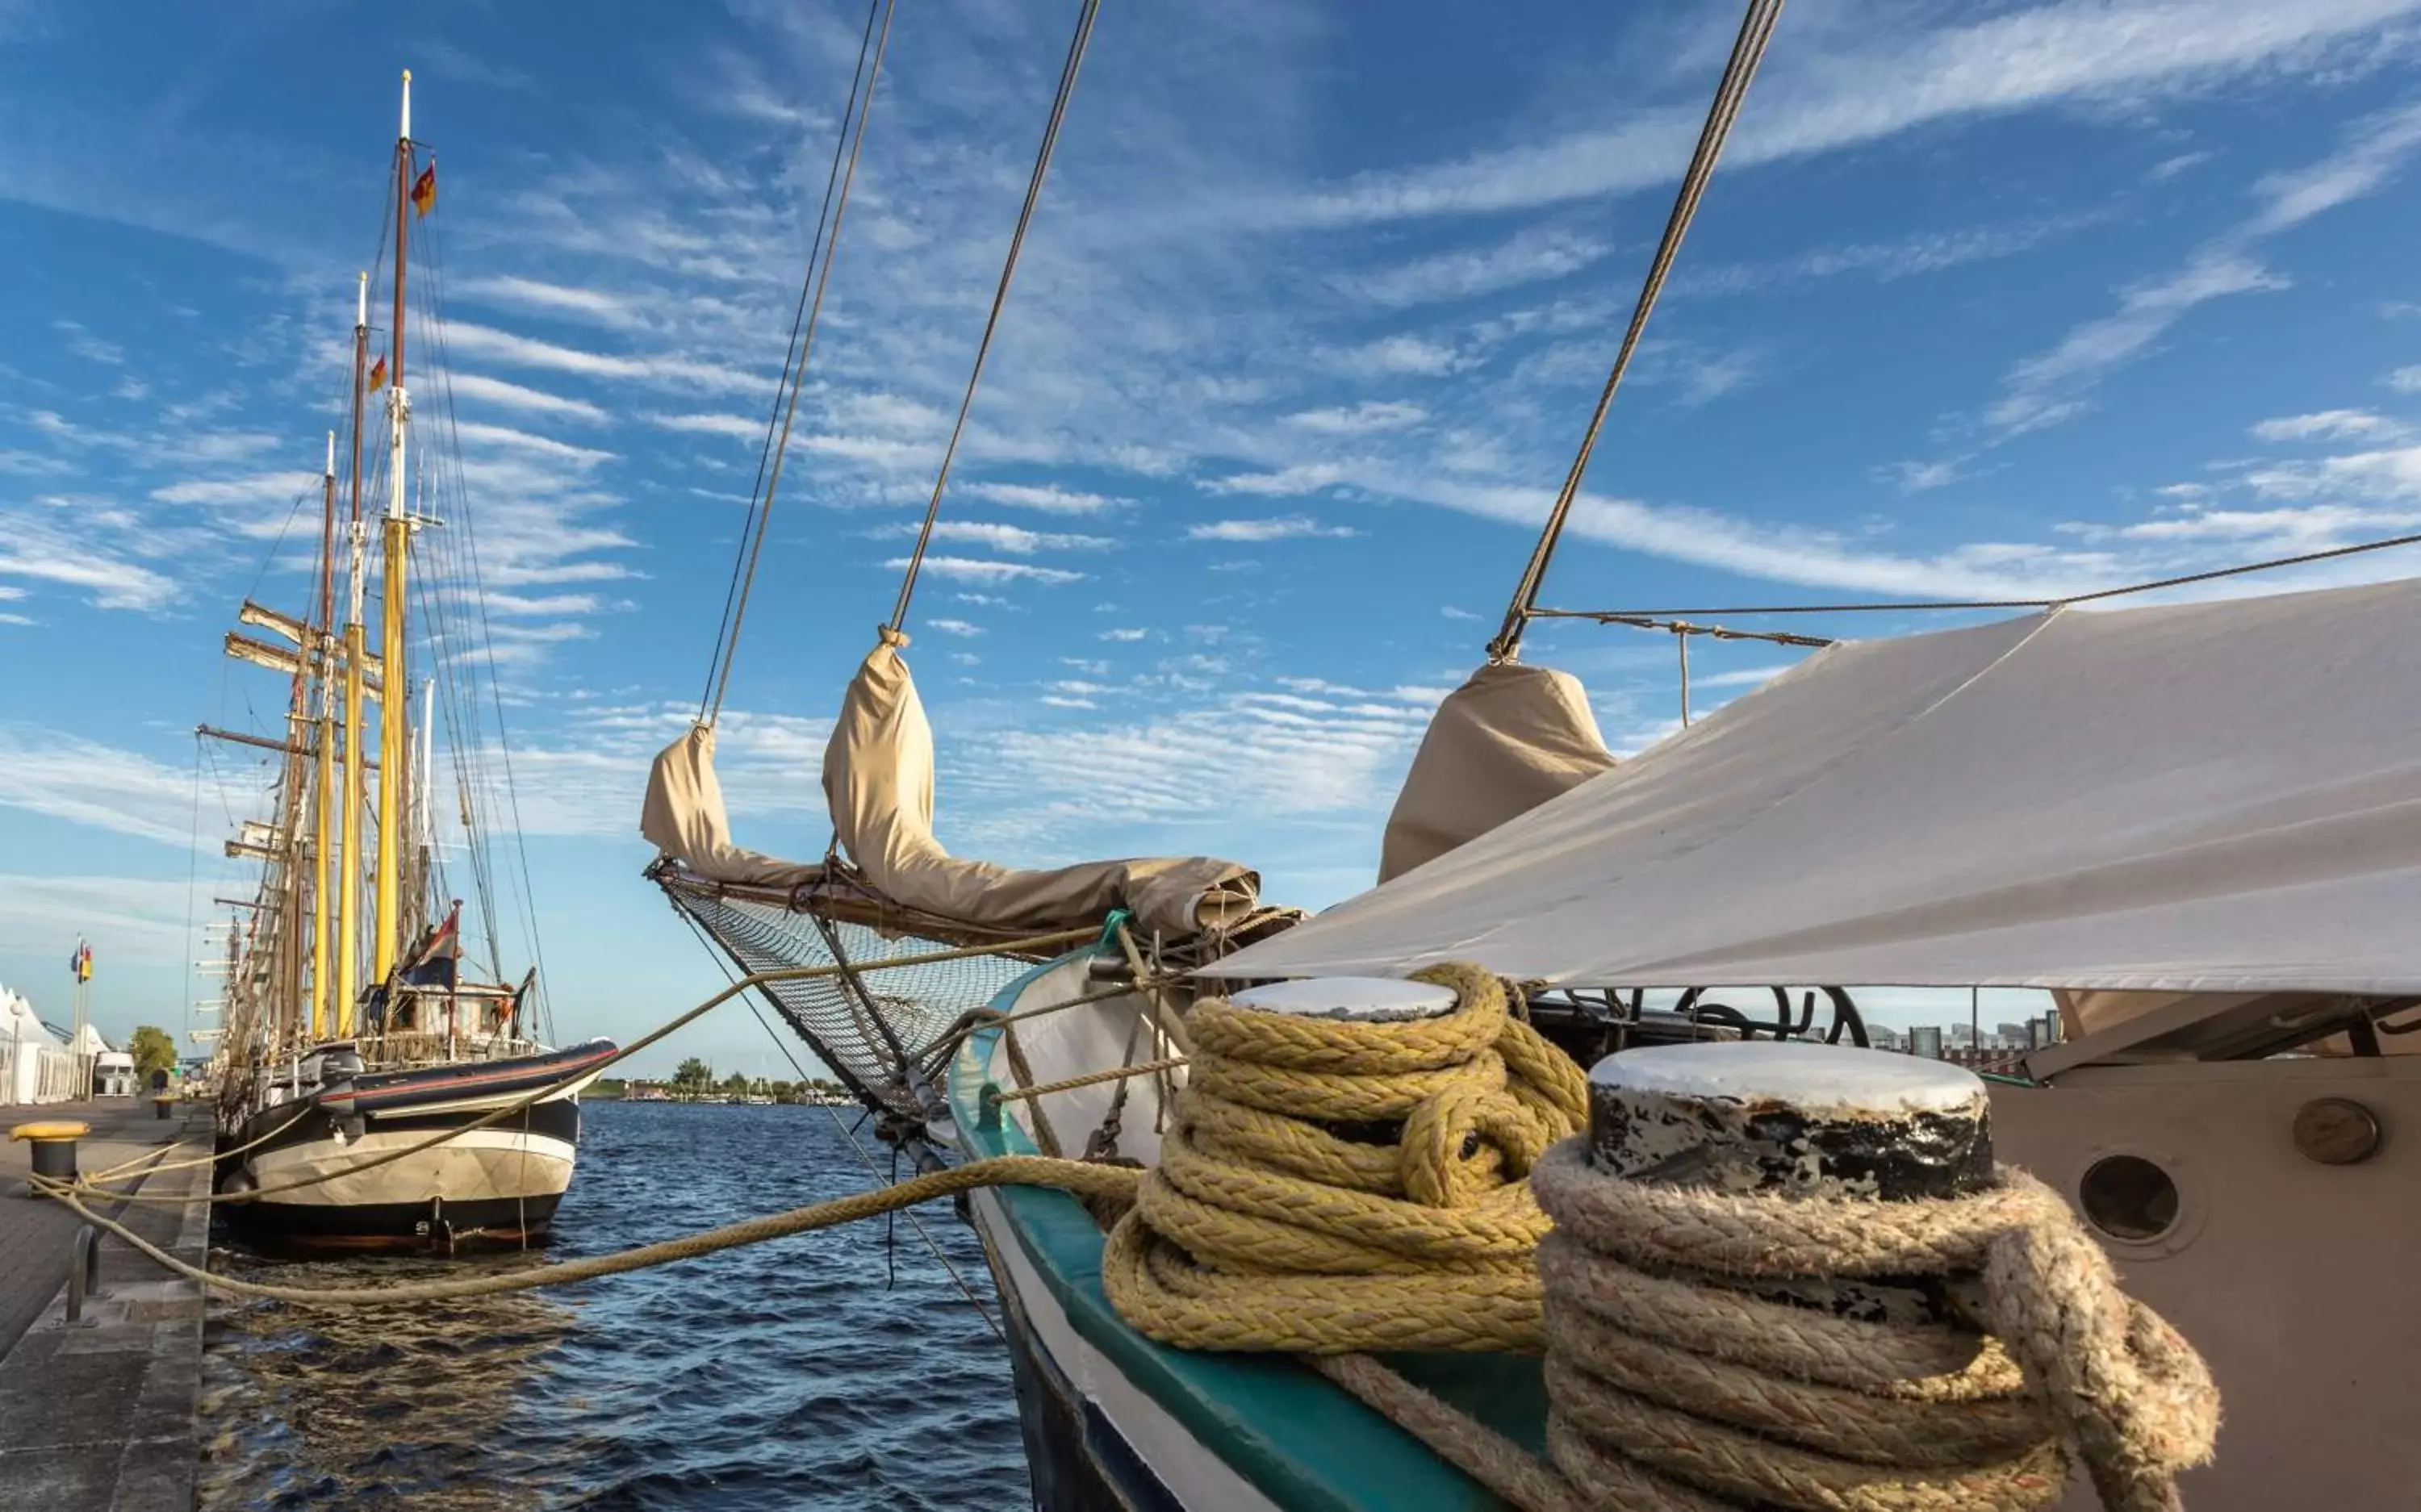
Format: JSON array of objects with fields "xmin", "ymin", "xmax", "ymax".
[{"xmin": 2077, "ymin": 1154, "xmax": 2179, "ymax": 1243}]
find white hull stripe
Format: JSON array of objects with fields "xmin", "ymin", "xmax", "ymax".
[{"xmin": 245, "ymin": 1128, "xmax": 577, "ymax": 1209}]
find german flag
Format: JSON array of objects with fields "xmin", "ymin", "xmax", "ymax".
[
  {"xmin": 368, "ymin": 355, "xmax": 387, "ymax": 392},
  {"xmin": 410, "ymin": 160, "xmax": 437, "ymax": 218}
]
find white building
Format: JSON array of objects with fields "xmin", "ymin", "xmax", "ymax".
[{"xmin": 1, "ymin": 985, "xmax": 76, "ymax": 1105}]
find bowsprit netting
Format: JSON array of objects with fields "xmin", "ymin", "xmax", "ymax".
[{"xmin": 655, "ymin": 865, "xmax": 1043, "ymax": 1121}]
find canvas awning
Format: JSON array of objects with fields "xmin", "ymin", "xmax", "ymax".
[{"xmin": 1206, "ymin": 578, "xmax": 2421, "ymax": 996}]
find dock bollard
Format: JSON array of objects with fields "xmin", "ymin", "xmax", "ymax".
[
  {"xmin": 1581, "ymin": 1041, "xmax": 1991, "ymax": 1321},
  {"xmin": 10, "ymin": 1120, "xmax": 91, "ymax": 1199}
]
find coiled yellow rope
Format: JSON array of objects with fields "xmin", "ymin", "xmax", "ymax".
[{"xmin": 1099, "ymin": 963, "xmax": 1589, "ymax": 1354}]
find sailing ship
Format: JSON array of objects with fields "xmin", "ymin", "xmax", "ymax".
[
  {"xmin": 635, "ymin": 1, "xmax": 2413, "ymax": 1506},
  {"xmin": 207, "ymin": 71, "xmax": 614, "ymax": 1251}
]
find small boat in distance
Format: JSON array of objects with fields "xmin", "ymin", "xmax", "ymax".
[{"xmin": 206, "ymin": 70, "xmax": 613, "ymax": 1252}]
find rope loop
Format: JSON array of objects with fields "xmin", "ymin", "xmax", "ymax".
[
  {"xmin": 1101, "ymin": 961, "xmax": 1588, "ymax": 1353},
  {"xmin": 1529, "ymin": 1141, "xmax": 2221, "ymax": 1511}
]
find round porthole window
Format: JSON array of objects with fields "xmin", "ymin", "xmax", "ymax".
[{"xmin": 2077, "ymin": 1154, "xmax": 2180, "ymax": 1243}]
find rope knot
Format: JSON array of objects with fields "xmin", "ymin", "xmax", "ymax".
[{"xmin": 1528, "ymin": 1142, "xmax": 2220, "ymax": 1511}]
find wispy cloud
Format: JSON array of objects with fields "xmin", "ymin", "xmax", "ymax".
[
  {"xmin": 454, "ymin": 274, "xmax": 643, "ymax": 331},
  {"xmin": 883, "ymin": 520, "xmax": 1114, "ymax": 554},
  {"xmin": 443, "ymin": 321, "xmax": 761, "ymax": 392},
  {"xmin": 880, "ymin": 556, "xmax": 1086, "ymax": 585},
  {"xmin": 448, "ymin": 372, "xmax": 608, "ymax": 424},
  {"xmin": 922, "ymin": 617, "xmax": 984, "ymax": 637},
  {"xmin": 1340, "ymin": 226, "xmax": 1611, "ymax": 308},
  {"xmin": 0, "ymin": 725, "xmax": 197, "ymax": 844},
  {"xmin": 1284, "ymin": 401, "xmax": 1427, "ymax": 436},
  {"xmin": 1259, "ymin": 0, "xmax": 2421, "ymax": 229},
  {"xmin": 647, "ymin": 411, "xmax": 764, "ymax": 440},
  {"xmin": 1186, "ymin": 516, "xmax": 1360, "ymax": 542},
  {"xmin": 2249, "ymin": 409, "xmax": 2411, "ymax": 442},
  {"xmin": 959, "ymin": 482, "xmax": 1130, "ymax": 513}
]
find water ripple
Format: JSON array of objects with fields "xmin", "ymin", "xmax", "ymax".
[{"xmin": 198, "ymin": 1102, "xmax": 1031, "ymax": 1510}]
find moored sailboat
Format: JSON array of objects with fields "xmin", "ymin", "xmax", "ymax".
[{"xmin": 207, "ymin": 69, "xmax": 613, "ymax": 1253}]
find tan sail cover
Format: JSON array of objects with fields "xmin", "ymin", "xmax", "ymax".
[
  {"xmin": 639, "ymin": 723, "xmax": 824, "ymax": 891},
  {"xmin": 822, "ymin": 641, "xmax": 1265, "ymax": 940},
  {"xmin": 1378, "ymin": 661, "xmax": 1616, "ymax": 883},
  {"xmin": 1206, "ymin": 578, "xmax": 2421, "ymax": 995}
]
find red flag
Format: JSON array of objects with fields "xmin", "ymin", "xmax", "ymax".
[
  {"xmin": 368, "ymin": 355, "xmax": 387, "ymax": 393},
  {"xmin": 410, "ymin": 161, "xmax": 437, "ymax": 218}
]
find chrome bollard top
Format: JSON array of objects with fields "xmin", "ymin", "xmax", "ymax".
[
  {"xmin": 1588, "ymin": 1041, "xmax": 1991, "ymax": 1202},
  {"xmin": 1230, "ymin": 976, "xmax": 1460, "ymax": 1022}
]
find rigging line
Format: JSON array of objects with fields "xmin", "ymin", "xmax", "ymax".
[
  {"xmin": 420, "ymin": 217, "xmax": 558, "ymax": 1034},
  {"xmin": 1486, "ymin": 0, "xmax": 1785, "ymax": 666},
  {"xmin": 1541, "ymin": 529, "xmax": 2421, "ymax": 620},
  {"xmin": 699, "ymin": 0, "xmax": 890, "ymax": 725},
  {"xmin": 885, "ymin": 0, "xmax": 1105, "ymax": 637},
  {"xmin": 677, "ymin": 910, "xmax": 1006, "ymax": 1343}
]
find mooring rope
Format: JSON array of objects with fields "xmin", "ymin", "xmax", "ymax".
[
  {"xmin": 38, "ymin": 956, "xmax": 2217, "ymax": 1512},
  {"xmin": 52, "ymin": 928, "xmax": 1098, "ymax": 1211},
  {"xmin": 1524, "ymin": 1142, "xmax": 2220, "ymax": 1512},
  {"xmin": 1098, "ymin": 963, "xmax": 1589, "ymax": 1354}
]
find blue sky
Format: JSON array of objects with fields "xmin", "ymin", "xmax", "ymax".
[{"xmin": 3, "ymin": 0, "xmax": 2419, "ymax": 1072}]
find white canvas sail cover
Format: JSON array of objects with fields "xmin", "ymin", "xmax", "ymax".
[
  {"xmin": 1378, "ymin": 661, "xmax": 1616, "ymax": 883},
  {"xmin": 640, "ymin": 723, "xmax": 824, "ymax": 892},
  {"xmin": 823, "ymin": 641, "xmax": 1262, "ymax": 940},
  {"xmin": 1208, "ymin": 578, "xmax": 2421, "ymax": 996},
  {"xmin": 642, "ymin": 641, "xmax": 1266, "ymax": 942}
]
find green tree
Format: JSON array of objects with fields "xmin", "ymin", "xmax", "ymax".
[
  {"xmin": 129, "ymin": 1025, "xmax": 178, "ymax": 1082},
  {"xmin": 721, "ymin": 1071, "xmax": 750, "ymax": 1096},
  {"xmin": 672, "ymin": 1057, "xmax": 713, "ymax": 1097}
]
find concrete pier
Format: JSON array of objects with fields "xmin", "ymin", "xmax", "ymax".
[{"xmin": 0, "ymin": 1097, "xmax": 213, "ymax": 1512}]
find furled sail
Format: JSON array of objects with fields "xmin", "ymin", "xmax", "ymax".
[
  {"xmin": 822, "ymin": 637, "xmax": 1265, "ymax": 942},
  {"xmin": 1378, "ymin": 661, "xmax": 1616, "ymax": 882},
  {"xmin": 641, "ymin": 638, "xmax": 1271, "ymax": 945}
]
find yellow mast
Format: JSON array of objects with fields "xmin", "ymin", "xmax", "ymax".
[
  {"xmin": 338, "ymin": 269, "xmax": 371, "ymax": 1035},
  {"xmin": 312, "ymin": 430, "xmax": 337, "ymax": 1038},
  {"xmin": 373, "ymin": 69, "xmax": 416, "ymax": 986}
]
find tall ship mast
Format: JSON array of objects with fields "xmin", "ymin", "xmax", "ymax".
[{"xmin": 205, "ymin": 70, "xmax": 616, "ymax": 1253}]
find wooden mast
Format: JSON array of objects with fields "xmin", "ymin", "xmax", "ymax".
[
  {"xmin": 372, "ymin": 68, "xmax": 414, "ymax": 988},
  {"xmin": 338, "ymin": 269, "xmax": 370, "ymax": 1033}
]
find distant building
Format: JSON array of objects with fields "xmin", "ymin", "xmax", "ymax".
[
  {"xmin": 1866, "ymin": 1024, "xmax": 1905, "ymax": 1050},
  {"xmin": 1, "ymin": 984, "xmax": 76, "ymax": 1105}
]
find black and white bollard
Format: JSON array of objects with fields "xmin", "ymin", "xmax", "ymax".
[{"xmin": 1585, "ymin": 1041, "xmax": 1992, "ymax": 1325}]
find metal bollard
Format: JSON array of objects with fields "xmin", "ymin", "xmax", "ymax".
[
  {"xmin": 64, "ymin": 1223, "xmax": 106, "ymax": 1325},
  {"xmin": 10, "ymin": 1120, "xmax": 90, "ymax": 1198},
  {"xmin": 1586, "ymin": 1041, "xmax": 1990, "ymax": 1322}
]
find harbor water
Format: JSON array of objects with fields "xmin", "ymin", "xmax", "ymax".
[{"xmin": 196, "ymin": 1101, "xmax": 1028, "ymax": 1510}]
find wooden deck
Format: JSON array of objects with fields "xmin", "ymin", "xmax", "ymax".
[{"xmin": 0, "ymin": 1097, "xmax": 213, "ymax": 1512}]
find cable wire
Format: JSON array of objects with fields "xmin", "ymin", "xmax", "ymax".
[
  {"xmin": 886, "ymin": 0, "xmax": 1105, "ymax": 636},
  {"xmin": 1487, "ymin": 0, "xmax": 1785, "ymax": 664}
]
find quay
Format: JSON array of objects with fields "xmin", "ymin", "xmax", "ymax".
[{"xmin": 0, "ymin": 1096, "xmax": 213, "ymax": 1512}]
